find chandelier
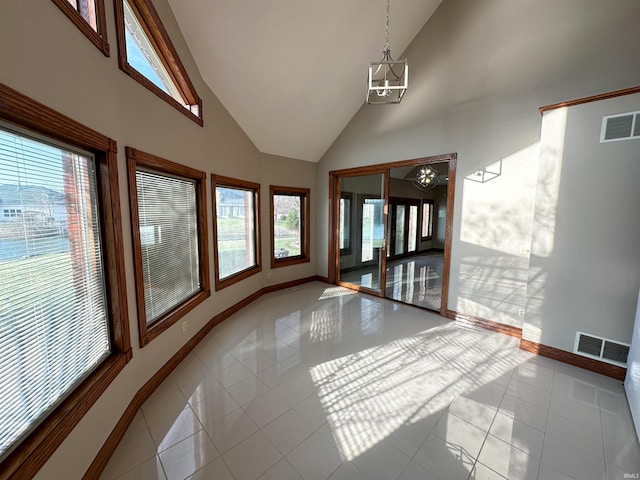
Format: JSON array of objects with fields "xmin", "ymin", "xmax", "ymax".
[
  {"xmin": 412, "ymin": 165, "xmax": 440, "ymax": 192},
  {"xmin": 366, "ymin": 0, "xmax": 408, "ymax": 104}
]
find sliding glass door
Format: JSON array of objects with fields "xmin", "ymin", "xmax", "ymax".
[{"xmin": 338, "ymin": 173, "xmax": 386, "ymax": 294}]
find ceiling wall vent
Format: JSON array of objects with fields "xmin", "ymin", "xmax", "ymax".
[
  {"xmin": 600, "ymin": 111, "xmax": 640, "ymax": 142},
  {"xmin": 574, "ymin": 331, "xmax": 630, "ymax": 367}
]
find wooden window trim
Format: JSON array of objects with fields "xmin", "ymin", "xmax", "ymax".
[
  {"xmin": 212, "ymin": 174, "xmax": 261, "ymax": 290},
  {"xmin": 126, "ymin": 147, "xmax": 210, "ymax": 347},
  {"xmin": 113, "ymin": 0, "xmax": 203, "ymax": 125},
  {"xmin": 0, "ymin": 82, "xmax": 131, "ymax": 479},
  {"xmin": 421, "ymin": 199, "xmax": 434, "ymax": 241},
  {"xmin": 51, "ymin": 0, "xmax": 110, "ymax": 56},
  {"xmin": 269, "ymin": 185, "xmax": 311, "ymax": 269}
]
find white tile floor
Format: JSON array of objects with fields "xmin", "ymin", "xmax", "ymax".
[{"xmin": 101, "ymin": 282, "xmax": 640, "ymax": 480}]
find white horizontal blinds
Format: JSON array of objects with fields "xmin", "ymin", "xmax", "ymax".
[
  {"xmin": 0, "ymin": 126, "xmax": 109, "ymax": 460},
  {"xmin": 136, "ymin": 169, "xmax": 200, "ymax": 324},
  {"xmin": 215, "ymin": 186, "xmax": 255, "ymax": 279}
]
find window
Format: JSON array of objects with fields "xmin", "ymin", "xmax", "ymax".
[
  {"xmin": 212, "ymin": 175, "xmax": 261, "ymax": 290},
  {"xmin": 421, "ymin": 199, "xmax": 434, "ymax": 240},
  {"xmin": 126, "ymin": 148, "xmax": 209, "ymax": 347},
  {"xmin": 361, "ymin": 197, "xmax": 384, "ymax": 263},
  {"xmin": 408, "ymin": 205, "xmax": 418, "ymax": 252},
  {"xmin": 270, "ymin": 186, "xmax": 310, "ymax": 268},
  {"xmin": 388, "ymin": 198, "xmax": 420, "ymax": 258},
  {"xmin": 114, "ymin": 0, "xmax": 203, "ymax": 125},
  {"xmin": 394, "ymin": 204, "xmax": 406, "ymax": 256},
  {"xmin": 51, "ymin": 0, "xmax": 109, "ymax": 55},
  {"xmin": 339, "ymin": 192, "xmax": 352, "ymax": 255},
  {"xmin": 3, "ymin": 208, "xmax": 22, "ymax": 217},
  {"xmin": 0, "ymin": 83, "xmax": 130, "ymax": 479}
]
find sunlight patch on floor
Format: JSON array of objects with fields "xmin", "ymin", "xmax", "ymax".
[{"xmin": 310, "ymin": 322, "xmax": 525, "ymax": 461}]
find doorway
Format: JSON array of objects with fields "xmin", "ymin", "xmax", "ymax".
[{"xmin": 329, "ymin": 154, "xmax": 456, "ymax": 316}]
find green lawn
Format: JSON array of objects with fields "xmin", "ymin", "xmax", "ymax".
[{"xmin": 0, "ymin": 252, "xmax": 74, "ymax": 318}]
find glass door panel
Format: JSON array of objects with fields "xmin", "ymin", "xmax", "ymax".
[
  {"xmin": 394, "ymin": 205, "xmax": 405, "ymax": 256},
  {"xmin": 338, "ymin": 173, "xmax": 386, "ymax": 294},
  {"xmin": 408, "ymin": 205, "xmax": 418, "ymax": 252}
]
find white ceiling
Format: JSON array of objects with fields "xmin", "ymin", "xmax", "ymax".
[{"xmin": 167, "ymin": 0, "xmax": 443, "ymax": 162}]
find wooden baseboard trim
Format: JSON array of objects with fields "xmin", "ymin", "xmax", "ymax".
[
  {"xmin": 84, "ymin": 276, "xmax": 320, "ymax": 479},
  {"xmin": 519, "ymin": 339, "xmax": 626, "ymax": 381},
  {"xmin": 263, "ymin": 276, "xmax": 319, "ymax": 294},
  {"xmin": 82, "ymin": 391, "xmax": 144, "ymax": 479},
  {"xmin": 446, "ymin": 310, "xmax": 523, "ymax": 338},
  {"xmin": 446, "ymin": 310, "xmax": 625, "ymax": 380}
]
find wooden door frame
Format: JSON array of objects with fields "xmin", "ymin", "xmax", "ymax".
[{"xmin": 329, "ymin": 153, "xmax": 457, "ymax": 317}]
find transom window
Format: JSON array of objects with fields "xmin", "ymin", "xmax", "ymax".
[
  {"xmin": 51, "ymin": 0, "xmax": 109, "ymax": 55},
  {"xmin": 270, "ymin": 186, "xmax": 310, "ymax": 268},
  {"xmin": 0, "ymin": 83, "xmax": 130, "ymax": 479},
  {"xmin": 212, "ymin": 175, "xmax": 261, "ymax": 290},
  {"xmin": 114, "ymin": 0, "xmax": 203, "ymax": 124},
  {"xmin": 126, "ymin": 148, "xmax": 209, "ymax": 346}
]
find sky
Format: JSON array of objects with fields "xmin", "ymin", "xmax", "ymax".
[{"xmin": 0, "ymin": 128, "xmax": 70, "ymax": 193}]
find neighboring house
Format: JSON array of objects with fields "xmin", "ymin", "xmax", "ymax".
[{"xmin": 0, "ymin": 184, "xmax": 66, "ymax": 228}]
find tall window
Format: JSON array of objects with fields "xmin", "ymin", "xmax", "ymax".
[
  {"xmin": 408, "ymin": 205, "xmax": 418, "ymax": 252},
  {"xmin": 421, "ymin": 199, "xmax": 434, "ymax": 240},
  {"xmin": 0, "ymin": 83, "xmax": 130, "ymax": 479},
  {"xmin": 212, "ymin": 175, "xmax": 261, "ymax": 290},
  {"xmin": 51, "ymin": 0, "xmax": 109, "ymax": 55},
  {"xmin": 339, "ymin": 193, "xmax": 352, "ymax": 255},
  {"xmin": 127, "ymin": 148, "xmax": 209, "ymax": 346},
  {"xmin": 394, "ymin": 204, "xmax": 406, "ymax": 256},
  {"xmin": 388, "ymin": 198, "xmax": 420, "ymax": 259},
  {"xmin": 114, "ymin": 0, "xmax": 203, "ymax": 124},
  {"xmin": 361, "ymin": 197, "xmax": 384, "ymax": 263},
  {"xmin": 270, "ymin": 186, "xmax": 310, "ymax": 268}
]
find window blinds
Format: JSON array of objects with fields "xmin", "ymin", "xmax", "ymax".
[
  {"xmin": 0, "ymin": 126, "xmax": 109, "ymax": 459},
  {"xmin": 135, "ymin": 169, "xmax": 200, "ymax": 324}
]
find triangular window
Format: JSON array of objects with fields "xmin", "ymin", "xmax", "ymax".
[{"xmin": 115, "ymin": 0, "xmax": 203, "ymax": 125}]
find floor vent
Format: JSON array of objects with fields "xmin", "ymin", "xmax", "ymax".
[
  {"xmin": 600, "ymin": 111, "xmax": 640, "ymax": 142},
  {"xmin": 574, "ymin": 331, "xmax": 630, "ymax": 367}
]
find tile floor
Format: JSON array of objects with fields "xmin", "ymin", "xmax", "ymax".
[{"xmin": 101, "ymin": 282, "xmax": 640, "ymax": 480}]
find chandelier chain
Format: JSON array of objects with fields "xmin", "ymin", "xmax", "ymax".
[{"xmin": 385, "ymin": 0, "xmax": 390, "ymax": 52}]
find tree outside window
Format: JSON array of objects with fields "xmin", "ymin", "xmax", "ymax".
[{"xmin": 270, "ymin": 186, "xmax": 310, "ymax": 268}]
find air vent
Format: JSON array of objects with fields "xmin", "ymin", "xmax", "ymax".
[
  {"xmin": 600, "ymin": 111, "xmax": 640, "ymax": 142},
  {"xmin": 574, "ymin": 331, "xmax": 630, "ymax": 366}
]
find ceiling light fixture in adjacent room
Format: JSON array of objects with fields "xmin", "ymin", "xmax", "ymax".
[
  {"xmin": 412, "ymin": 165, "xmax": 439, "ymax": 192},
  {"xmin": 366, "ymin": 0, "xmax": 408, "ymax": 104}
]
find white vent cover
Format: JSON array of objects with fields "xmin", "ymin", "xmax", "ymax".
[
  {"xmin": 600, "ymin": 111, "xmax": 640, "ymax": 142},
  {"xmin": 574, "ymin": 331, "xmax": 630, "ymax": 367}
]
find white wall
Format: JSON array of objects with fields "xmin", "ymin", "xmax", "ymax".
[
  {"xmin": 316, "ymin": 0, "xmax": 640, "ymax": 329},
  {"xmin": 0, "ymin": 1, "xmax": 316, "ymax": 478},
  {"xmin": 524, "ymin": 93, "xmax": 640, "ymax": 350}
]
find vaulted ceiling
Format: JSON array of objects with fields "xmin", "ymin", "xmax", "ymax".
[{"xmin": 167, "ymin": 0, "xmax": 443, "ymax": 162}]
